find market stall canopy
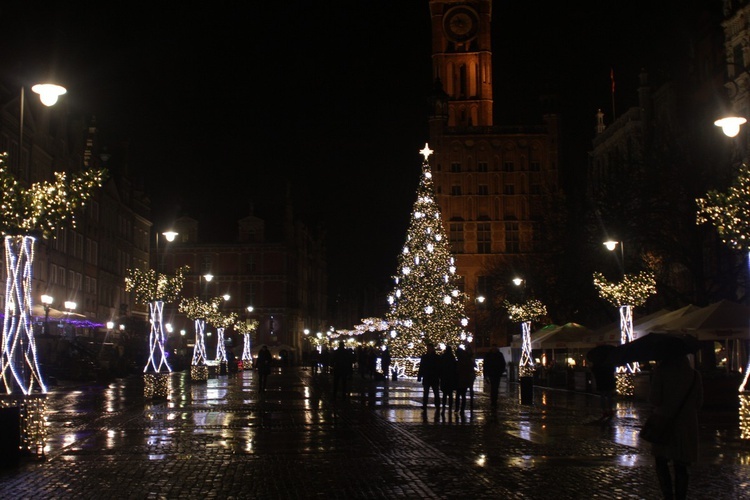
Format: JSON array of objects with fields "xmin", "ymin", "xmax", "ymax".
[
  {"xmin": 535, "ymin": 322, "xmax": 596, "ymax": 349},
  {"xmin": 510, "ymin": 324, "xmax": 558, "ymax": 348},
  {"xmin": 654, "ymin": 299, "xmax": 750, "ymax": 340},
  {"xmin": 611, "ymin": 332, "xmax": 700, "ymax": 364},
  {"xmin": 585, "ymin": 305, "xmax": 699, "ymax": 345}
]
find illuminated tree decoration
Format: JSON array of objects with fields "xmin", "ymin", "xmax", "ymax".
[
  {"xmin": 696, "ymin": 163, "xmax": 750, "ymax": 393},
  {"xmin": 0, "ymin": 154, "xmax": 106, "ymax": 395},
  {"xmin": 125, "ymin": 265, "xmax": 188, "ymax": 374},
  {"xmin": 385, "ymin": 144, "xmax": 470, "ymax": 371},
  {"xmin": 234, "ymin": 318, "xmax": 258, "ymax": 368},
  {"xmin": 178, "ymin": 296, "xmax": 222, "ymax": 368},
  {"xmin": 207, "ymin": 309, "xmax": 238, "ymax": 363},
  {"xmin": 593, "ymin": 271, "xmax": 656, "ymax": 375},
  {"xmin": 504, "ymin": 299, "xmax": 547, "ymax": 375}
]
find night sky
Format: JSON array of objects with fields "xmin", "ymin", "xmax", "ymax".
[{"xmin": 0, "ymin": 1, "xmax": 688, "ymax": 294}]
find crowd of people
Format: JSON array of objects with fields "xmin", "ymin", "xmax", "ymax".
[{"xmin": 417, "ymin": 343, "xmax": 506, "ymax": 413}]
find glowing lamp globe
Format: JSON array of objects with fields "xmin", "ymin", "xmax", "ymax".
[
  {"xmin": 31, "ymin": 83, "xmax": 67, "ymax": 106},
  {"xmin": 715, "ymin": 116, "xmax": 747, "ymax": 137}
]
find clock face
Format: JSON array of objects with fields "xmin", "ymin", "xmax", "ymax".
[{"xmin": 444, "ymin": 6, "xmax": 479, "ymax": 42}]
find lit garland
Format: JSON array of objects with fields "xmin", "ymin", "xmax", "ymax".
[
  {"xmin": 125, "ymin": 266, "xmax": 188, "ymax": 379},
  {"xmin": 503, "ymin": 299, "xmax": 547, "ymax": 323},
  {"xmin": 235, "ymin": 318, "xmax": 258, "ymax": 367},
  {"xmin": 0, "ymin": 153, "xmax": 106, "ymax": 238},
  {"xmin": 504, "ymin": 299, "xmax": 546, "ymax": 375},
  {"xmin": 696, "ymin": 164, "xmax": 750, "ymax": 394},
  {"xmin": 207, "ymin": 310, "xmax": 238, "ymax": 363},
  {"xmin": 0, "ymin": 154, "xmax": 105, "ymax": 398},
  {"xmin": 125, "ymin": 266, "xmax": 189, "ymax": 304},
  {"xmin": 385, "ymin": 144, "xmax": 470, "ymax": 361},
  {"xmin": 592, "ymin": 271, "xmax": 656, "ymax": 308},
  {"xmin": 696, "ymin": 162, "xmax": 750, "ymax": 251},
  {"xmin": 178, "ymin": 297, "xmax": 223, "ymax": 370}
]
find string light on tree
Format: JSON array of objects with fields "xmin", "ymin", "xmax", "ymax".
[
  {"xmin": 385, "ymin": 144, "xmax": 470, "ymax": 376},
  {"xmin": 125, "ymin": 265, "xmax": 188, "ymax": 397},
  {"xmin": 504, "ymin": 299, "xmax": 547, "ymax": 376},
  {"xmin": 179, "ymin": 296, "xmax": 223, "ymax": 380},
  {"xmin": 593, "ymin": 270, "xmax": 656, "ymax": 388},
  {"xmin": 234, "ymin": 317, "xmax": 258, "ymax": 370},
  {"xmin": 696, "ymin": 161, "xmax": 750, "ymax": 397}
]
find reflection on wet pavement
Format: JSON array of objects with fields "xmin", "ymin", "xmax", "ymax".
[{"xmin": 0, "ymin": 367, "xmax": 748, "ymax": 499}]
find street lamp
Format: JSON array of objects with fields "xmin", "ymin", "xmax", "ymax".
[
  {"xmin": 715, "ymin": 116, "xmax": 747, "ymax": 138},
  {"xmin": 17, "ymin": 84, "xmax": 66, "ymax": 173},
  {"xmin": 603, "ymin": 240, "xmax": 625, "ymax": 274},
  {"xmin": 154, "ymin": 229, "xmax": 178, "ymax": 272},
  {"xmin": 40, "ymin": 294, "xmax": 53, "ymax": 336}
]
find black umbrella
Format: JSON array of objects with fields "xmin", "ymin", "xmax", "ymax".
[{"xmin": 612, "ymin": 332, "xmax": 700, "ymax": 365}]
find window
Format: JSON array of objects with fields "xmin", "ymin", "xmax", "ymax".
[
  {"xmin": 74, "ymin": 233, "xmax": 84, "ymax": 259},
  {"xmin": 243, "ymin": 282, "xmax": 257, "ymax": 306},
  {"xmin": 50, "ymin": 264, "xmax": 57, "ymax": 285},
  {"xmin": 477, "ymin": 184, "xmax": 488, "ymax": 195},
  {"xmin": 503, "ymin": 161, "xmax": 514, "ymax": 172},
  {"xmin": 201, "ymin": 256, "xmax": 212, "ymax": 274},
  {"xmin": 451, "ymin": 185, "xmax": 462, "ymax": 195},
  {"xmin": 245, "ymin": 255, "xmax": 255, "ymax": 273},
  {"xmin": 477, "ymin": 222, "xmax": 491, "ymax": 253},
  {"xmin": 530, "ymin": 161, "xmax": 541, "ymax": 172},
  {"xmin": 68, "ymin": 270, "xmax": 75, "ymax": 289},
  {"xmin": 477, "ymin": 161, "xmax": 488, "ymax": 173},
  {"xmin": 504, "ymin": 184, "xmax": 515, "ymax": 195},
  {"xmin": 449, "ymin": 222, "xmax": 464, "ymax": 253},
  {"xmin": 86, "ymin": 239, "xmax": 98, "ymax": 264},
  {"xmin": 450, "ymin": 162, "xmax": 461, "ymax": 173},
  {"xmin": 58, "ymin": 267, "xmax": 66, "ymax": 286},
  {"xmin": 55, "ymin": 228, "xmax": 66, "ymax": 252},
  {"xmin": 505, "ymin": 222, "xmax": 520, "ymax": 253},
  {"xmin": 476, "ymin": 275, "xmax": 491, "ymax": 299}
]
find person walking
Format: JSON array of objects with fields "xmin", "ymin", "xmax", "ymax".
[
  {"xmin": 416, "ymin": 343, "xmax": 441, "ymax": 411},
  {"xmin": 332, "ymin": 341, "xmax": 353, "ymax": 400},
  {"xmin": 256, "ymin": 345, "xmax": 272, "ymax": 392},
  {"xmin": 455, "ymin": 346, "xmax": 476, "ymax": 412},
  {"xmin": 649, "ymin": 354, "xmax": 703, "ymax": 500},
  {"xmin": 381, "ymin": 347, "xmax": 392, "ymax": 381},
  {"xmin": 591, "ymin": 358, "xmax": 617, "ymax": 422},
  {"xmin": 439, "ymin": 345, "xmax": 458, "ymax": 413},
  {"xmin": 483, "ymin": 345, "xmax": 506, "ymax": 408}
]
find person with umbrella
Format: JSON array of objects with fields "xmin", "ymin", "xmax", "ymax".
[
  {"xmin": 586, "ymin": 345, "xmax": 617, "ymax": 423},
  {"xmin": 648, "ymin": 352, "xmax": 703, "ymax": 500}
]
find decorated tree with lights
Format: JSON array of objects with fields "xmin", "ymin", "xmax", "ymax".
[
  {"xmin": 234, "ymin": 317, "xmax": 258, "ymax": 369},
  {"xmin": 593, "ymin": 271, "xmax": 656, "ymax": 376},
  {"xmin": 178, "ymin": 296, "xmax": 222, "ymax": 380},
  {"xmin": 124, "ymin": 266, "xmax": 188, "ymax": 392},
  {"xmin": 385, "ymin": 144, "xmax": 470, "ymax": 373},
  {"xmin": 697, "ymin": 163, "xmax": 750, "ymax": 393},
  {"xmin": 0, "ymin": 154, "xmax": 105, "ymax": 396},
  {"xmin": 504, "ymin": 299, "xmax": 547, "ymax": 376},
  {"xmin": 207, "ymin": 307, "xmax": 238, "ymax": 369}
]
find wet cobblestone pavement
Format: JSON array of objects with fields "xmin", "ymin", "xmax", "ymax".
[{"xmin": 1, "ymin": 367, "xmax": 749, "ymax": 499}]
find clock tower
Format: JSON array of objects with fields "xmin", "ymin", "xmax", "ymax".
[{"xmin": 429, "ymin": 0, "xmax": 493, "ymax": 127}]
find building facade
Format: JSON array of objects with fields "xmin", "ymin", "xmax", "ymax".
[
  {"xmin": 426, "ymin": 0, "xmax": 561, "ymax": 348},
  {"xmin": 158, "ymin": 201, "xmax": 327, "ymax": 362}
]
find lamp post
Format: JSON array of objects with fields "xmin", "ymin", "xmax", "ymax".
[
  {"xmin": 40, "ymin": 294, "xmax": 53, "ymax": 336},
  {"xmin": 18, "ymin": 84, "xmax": 66, "ymax": 173},
  {"xmin": 64, "ymin": 301, "xmax": 76, "ymax": 340},
  {"xmin": 603, "ymin": 240, "xmax": 625, "ymax": 275},
  {"xmin": 200, "ymin": 273, "xmax": 213, "ymax": 299},
  {"xmin": 154, "ymin": 230, "xmax": 178, "ymax": 272}
]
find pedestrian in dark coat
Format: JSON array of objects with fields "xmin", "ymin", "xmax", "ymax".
[
  {"xmin": 381, "ymin": 347, "xmax": 392, "ymax": 381},
  {"xmin": 416, "ymin": 343, "xmax": 441, "ymax": 410},
  {"xmin": 455, "ymin": 346, "xmax": 476, "ymax": 412},
  {"xmin": 256, "ymin": 345, "xmax": 272, "ymax": 392},
  {"xmin": 439, "ymin": 345, "xmax": 458, "ymax": 413},
  {"xmin": 483, "ymin": 345, "xmax": 506, "ymax": 408},
  {"xmin": 649, "ymin": 354, "xmax": 703, "ymax": 500},
  {"xmin": 332, "ymin": 341, "xmax": 353, "ymax": 399},
  {"xmin": 591, "ymin": 359, "xmax": 616, "ymax": 421}
]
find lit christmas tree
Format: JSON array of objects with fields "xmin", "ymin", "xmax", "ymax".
[{"xmin": 385, "ymin": 144, "xmax": 470, "ymax": 373}]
